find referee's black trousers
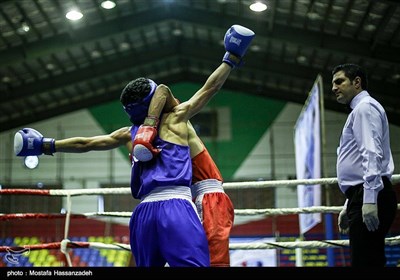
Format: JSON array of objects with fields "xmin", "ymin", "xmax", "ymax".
[{"xmin": 345, "ymin": 177, "xmax": 398, "ymax": 267}]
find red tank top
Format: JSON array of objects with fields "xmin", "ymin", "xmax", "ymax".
[{"xmin": 191, "ymin": 148, "xmax": 223, "ymax": 183}]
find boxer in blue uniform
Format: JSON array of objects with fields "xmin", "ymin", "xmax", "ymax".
[
  {"xmin": 129, "ymin": 137, "xmax": 207, "ymax": 266},
  {"xmin": 127, "ymin": 85, "xmax": 210, "ymax": 266},
  {"xmin": 13, "ymin": 25, "xmax": 255, "ymax": 267}
]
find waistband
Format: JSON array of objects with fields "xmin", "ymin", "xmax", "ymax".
[
  {"xmin": 345, "ymin": 176, "xmax": 392, "ymax": 199},
  {"xmin": 191, "ymin": 179, "xmax": 224, "ymax": 197},
  {"xmin": 141, "ymin": 186, "xmax": 192, "ymax": 203}
]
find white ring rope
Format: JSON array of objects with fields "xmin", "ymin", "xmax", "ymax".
[
  {"xmin": 223, "ymin": 174, "xmax": 400, "ymax": 189},
  {"xmin": 86, "ymin": 241, "xmax": 130, "ymax": 251},
  {"xmin": 69, "ymin": 235, "xmax": 400, "ymax": 250},
  {"xmin": 70, "ymin": 203, "xmax": 400, "ymax": 217},
  {"xmin": 234, "ymin": 205, "xmax": 400, "ymax": 216},
  {"xmin": 2, "ymin": 174, "xmax": 398, "ymax": 196},
  {"xmin": 229, "ymin": 235, "xmax": 400, "ymax": 250},
  {"xmin": 3, "ymin": 203, "xmax": 400, "ymax": 220}
]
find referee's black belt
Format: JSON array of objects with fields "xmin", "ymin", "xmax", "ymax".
[{"xmin": 345, "ymin": 176, "xmax": 392, "ymax": 199}]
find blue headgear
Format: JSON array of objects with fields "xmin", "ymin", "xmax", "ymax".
[{"xmin": 123, "ymin": 79, "xmax": 157, "ymax": 125}]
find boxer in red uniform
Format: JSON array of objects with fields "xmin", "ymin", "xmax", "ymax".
[{"xmin": 188, "ymin": 122, "xmax": 235, "ymax": 267}]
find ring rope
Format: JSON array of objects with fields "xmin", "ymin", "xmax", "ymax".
[
  {"xmin": 0, "ymin": 240, "xmax": 131, "ymax": 253},
  {"xmin": 2, "ymin": 203, "xmax": 400, "ymax": 220},
  {"xmin": 229, "ymin": 235, "xmax": 400, "ymax": 250},
  {"xmin": 1, "ymin": 235, "xmax": 400, "ymax": 253},
  {"xmin": 234, "ymin": 204, "xmax": 400, "ymax": 216},
  {"xmin": 0, "ymin": 213, "xmax": 87, "ymax": 220},
  {"xmin": 1, "ymin": 174, "xmax": 399, "ymax": 196}
]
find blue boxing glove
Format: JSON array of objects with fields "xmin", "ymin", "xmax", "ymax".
[
  {"xmin": 14, "ymin": 128, "xmax": 56, "ymax": 156},
  {"xmin": 222, "ymin": 24, "xmax": 255, "ymax": 68}
]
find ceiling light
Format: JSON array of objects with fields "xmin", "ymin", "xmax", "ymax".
[
  {"xmin": 91, "ymin": 50, "xmax": 101, "ymax": 58},
  {"xmin": 307, "ymin": 12, "xmax": 320, "ymax": 20},
  {"xmin": 119, "ymin": 42, "xmax": 130, "ymax": 51},
  {"xmin": 66, "ymin": 10, "xmax": 83, "ymax": 21},
  {"xmin": 17, "ymin": 22, "xmax": 30, "ymax": 34},
  {"xmin": 249, "ymin": 1, "xmax": 267, "ymax": 12},
  {"xmin": 250, "ymin": 45, "xmax": 261, "ymax": 52},
  {"xmin": 172, "ymin": 28, "xmax": 182, "ymax": 36},
  {"xmin": 101, "ymin": 1, "xmax": 116, "ymax": 10},
  {"xmin": 46, "ymin": 63, "xmax": 55, "ymax": 70},
  {"xmin": 364, "ymin": 24, "xmax": 376, "ymax": 31},
  {"xmin": 345, "ymin": 21, "xmax": 357, "ymax": 27},
  {"xmin": 2, "ymin": 76, "xmax": 11, "ymax": 83},
  {"xmin": 391, "ymin": 73, "xmax": 400, "ymax": 80},
  {"xmin": 296, "ymin": 55, "xmax": 307, "ymax": 64}
]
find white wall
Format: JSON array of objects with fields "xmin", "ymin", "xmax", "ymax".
[
  {"xmin": 1, "ymin": 110, "xmax": 131, "ymax": 186},
  {"xmin": 0, "ymin": 110, "xmax": 132, "ymax": 225}
]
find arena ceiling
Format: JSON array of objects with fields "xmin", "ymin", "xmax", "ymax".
[{"xmin": 1, "ymin": 0, "xmax": 400, "ymax": 133}]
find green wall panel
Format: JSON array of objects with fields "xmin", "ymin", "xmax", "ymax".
[
  {"xmin": 90, "ymin": 101, "xmax": 131, "ymax": 157},
  {"xmin": 170, "ymin": 83, "xmax": 286, "ymax": 179},
  {"xmin": 89, "ymin": 82, "xmax": 286, "ymax": 180}
]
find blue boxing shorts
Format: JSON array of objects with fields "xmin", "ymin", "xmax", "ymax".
[{"xmin": 129, "ymin": 186, "xmax": 210, "ymax": 267}]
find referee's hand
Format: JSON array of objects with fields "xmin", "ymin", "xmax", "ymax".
[
  {"xmin": 362, "ymin": 203, "xmax": 379, "ymax": 231},
  {"xmin": 338, "ymin": 207, "xmax": 349, "ymax": 234}
]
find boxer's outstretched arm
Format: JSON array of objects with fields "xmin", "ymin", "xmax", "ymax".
[
  {"xmin": 178, "ymin": 25, "xmax": 255, "ymax": 121},
  {"xmin": 179, "ymin": 62, "xmax": 232, "ymax": 120},
  {"xmin": 133, "ymin": 25, "xmax": 255, "ymax": 161},
  {"xmin": 55, "ymin": 126, "xmax": 131, "ymax": 153},
  {"xmin": 143, "ymin": 24, "xmax": 256, "ymax": 124},
  {"xmin": 14, "ymin": 126, "xmax": 131, "ymax": 156}
]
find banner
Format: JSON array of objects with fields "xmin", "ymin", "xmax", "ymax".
[
  {"xmin": 230, "ymin": 237, "xmax": 277, "ymax": 267},
  {"xmin": 294, "ymin": 76, "xmax": 322, "ymax": 234}
]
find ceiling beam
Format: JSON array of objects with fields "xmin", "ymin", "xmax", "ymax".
[{"xmin": 1, "ymin": 5, "xmax": 399, "ymax": 68}]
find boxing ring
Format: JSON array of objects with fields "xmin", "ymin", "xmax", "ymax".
[{"xmin": 1, "ymin": 175, "xmax": 400, "ymax": 267}]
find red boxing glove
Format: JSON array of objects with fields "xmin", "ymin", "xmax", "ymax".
[{"xmin": 133, "ymin": 125, "xmax": 161, "ymax": 162}]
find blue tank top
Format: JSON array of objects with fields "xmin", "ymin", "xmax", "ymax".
[{"xmin": 130, "ymin": 127, "xmax": 192, "ymax": 199}]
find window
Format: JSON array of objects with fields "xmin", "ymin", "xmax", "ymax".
[{"xmin": 190, "ymin": 107, "xmax": 231, "ymax": 141}]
